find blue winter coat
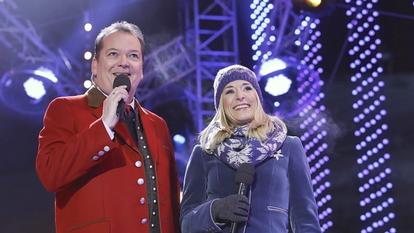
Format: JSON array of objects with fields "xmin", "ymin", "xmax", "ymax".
[{"xmin": 180, "ymin": 136, "xmax": 322, "ymax": 233}]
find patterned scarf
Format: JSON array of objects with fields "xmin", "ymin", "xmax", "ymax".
[{"xmin": 209, "ymin": 121, "xmax": 287, "ymax": 169}]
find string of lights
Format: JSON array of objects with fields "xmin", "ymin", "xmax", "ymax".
[
  {"xmin": 249, "ymin": 0, "xmax": 333, "ymax": 231},
  {"xmin": 344, "ymin": 0, "xmax": 397, "ymax": 232}
]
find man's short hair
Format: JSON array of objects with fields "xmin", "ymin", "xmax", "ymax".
[{"xmin": 94, "ymin": 21, "xmax": 145, "ymax": 59}]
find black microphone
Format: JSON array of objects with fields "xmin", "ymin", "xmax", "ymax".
[
  {"xmin": 112, "ymin": 74, "xmax": 131, "ymax": 121},
  {"xmin": 230, "ymin": 163, "xmax": 255, "ymax": 233}
]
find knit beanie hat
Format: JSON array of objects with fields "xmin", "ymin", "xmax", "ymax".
[{"xmin": 213, "ymin": 64, "xmax": 263, "ymax": 110}]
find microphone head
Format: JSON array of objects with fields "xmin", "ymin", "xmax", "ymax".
[
  {"xmin": 113, "ymin": 74, "xmax": 131, "ymax": 92},
  {"xmin": 235, "ymin": 163, "xmax": 255, "ymax": 185}
]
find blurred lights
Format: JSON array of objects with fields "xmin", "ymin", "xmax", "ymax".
[
  {"xmin": 84, "ymin": 22, "xmax": 93, "ymax": 32},
  {"xmin": 83, "ymin": 80, "xmax": 92, "ymax": 89},
  {"xmin": 346, "ymin": 0, "xmax": 396, "ymax": 231},
  {"xmin": 264, "ymin": 74, "xmax": 292, "ymax": 96},
  {"xmin": 84, "ymin": 51, "xmax": 93, "ymax": 60},
  {"xmin": 23, "ymin": 77, "xmax": 46, "ymax": 100},
  {"xmin": 33, "ymin": 67, "xmax": 58, "ymax": 83},
  {"xmin": 173, "ymin": 134, "xmax": 186, "ymax": 144},
  {"xmin": 259, "ymin": 58, "xmax": 287, "ymax": 76}
]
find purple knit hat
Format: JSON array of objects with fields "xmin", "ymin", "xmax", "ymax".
[{"xmin": 213, "ymin": 64, "xmax": 263, "ymax": 110}]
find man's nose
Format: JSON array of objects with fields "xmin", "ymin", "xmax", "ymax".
[{"xmin": 118, "ymin": 55, "xmax": 129, "ymax": 67}]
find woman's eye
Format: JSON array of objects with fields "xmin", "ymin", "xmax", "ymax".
[
  {"xmin": 244, "ymin": 86, "xmax": 253, "ymax": 91},
  {"xmin": 224, "ymin": 89, "xmax": 234, "ymax": 95}
]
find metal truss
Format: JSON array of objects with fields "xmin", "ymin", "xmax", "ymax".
[
  {"xmin": 191, "ymin": 0, "xmax": 239, "ymax": 131},
  {"xmin": 137, "ymin": 36, "xmax": 195, "ymax": 108},
  {"xmin": 0, "ymin": 0, "xmax": 84, "ymax": 96}
]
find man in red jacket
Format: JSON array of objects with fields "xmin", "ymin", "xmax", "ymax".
[{"xmin": 36, "ymin": 21, "xmax": 180, "ymax": 233}]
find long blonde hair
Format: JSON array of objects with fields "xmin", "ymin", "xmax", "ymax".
[{"xmin": 199, "ymin": 91, "xmax": 286, "ymax": 153}]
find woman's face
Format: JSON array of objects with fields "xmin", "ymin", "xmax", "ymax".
[{"xmin": 222, "ymin": 80, "xmax": 258, "ymax": 126}]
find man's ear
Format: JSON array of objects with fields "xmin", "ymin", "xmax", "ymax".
[{"xmin": 91, "ymin": 57, "xmax": 97, "ymax": 76}]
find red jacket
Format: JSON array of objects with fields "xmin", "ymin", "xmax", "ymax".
[{"xmin": 36, "ymin": 87, "xmax": 180, "ymax": 233}]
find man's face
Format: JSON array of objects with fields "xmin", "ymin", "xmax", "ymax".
[{"xmin": 92, "ymin": 31, "xmax": 143, "ymax": 103}]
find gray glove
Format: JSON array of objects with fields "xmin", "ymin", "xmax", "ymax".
[{"xmin": 211, "ymin": 194, "xmax": 250, "ymax": 223}]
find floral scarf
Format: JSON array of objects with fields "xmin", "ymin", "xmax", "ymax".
[{"xmin": 209, "ymin": 121, "xmax": 287, "ymax": 169}]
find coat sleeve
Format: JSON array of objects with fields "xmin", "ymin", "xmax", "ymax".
[
  {"xmin": 36, "ymin": 97, "xmax": 117, "ymax": 192},
  {"xmin": 180, "ymin": 145, "xmax": 224, "ymax": 233},
  {"xmin": 287, "ymin": 136, "xmax": 322, "ymax": 233},
  {"xmin": 160, "ymin": 118, "xmax": 181, "ymax": 233}
]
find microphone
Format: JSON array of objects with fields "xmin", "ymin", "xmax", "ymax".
[
  {"xmin": 230, "ymin": 163, "xmax": 255, "ymax": 233},
  {"xmin": 112, "ymin": 74, "xmax": 131, "ymax": 121}
]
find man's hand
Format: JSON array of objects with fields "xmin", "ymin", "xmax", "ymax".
[{"xmin": 102, "ymin": 85, "xmax": 129, "ymax": 129}]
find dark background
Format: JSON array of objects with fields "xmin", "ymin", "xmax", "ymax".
[{"xmin": 1, "ymin": 0, "xmax": 413, "ymax": 232}]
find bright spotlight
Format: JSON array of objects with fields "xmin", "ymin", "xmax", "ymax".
[
  {"xmin": 257, "ymin": 56, "xmax": 322, "ymax": 117},
  {"xmin": 291, "ymin": 0, "xmax": 336, "ymax": 17},
  {"xmin": 259, "ymin": 58, "xmax": 287, "ymax": 76},
  {"xmin": 83, "ymin": 80, "xmax": 92, "ymax": 89},
  {"xmin": 23, "ymin": 77, "xmax": 46, "ymax": 100},
  {"xmin": 0, "ymin": 66, "xmax": 61, "ymax": 115},
  {"xmin": 173, "ymin": 134, "xmax": 186, "ymax": 145},
  {"xmin": 33, "ymin": 67, "xmax": 58, "ymax": 83},
  {"xmin": 305, "ymin": 0, "xmax": 322, "ymax": 7},
  {"xmin": 264, "ymin": 74, "xmax": 292, "ymax": 96},
  {"xmin": 84, "ymin": 23, "xmax": 92, "ymax": 32},
  {"xmin": 84, "ymin": 51, "xmax": 92, "ymax": 60}
]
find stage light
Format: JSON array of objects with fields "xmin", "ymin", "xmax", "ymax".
[
  {"xmin": 257, "ymin": 56, "xmax": 321, "ymax": 118},
  {"xmin": 84, "ymin": 51, "xmax": 92, "ymax": 60},
  {"xmin": 291, "ymin": 0, "xmax": 336, "ymax": 17},
  {"xmin": 305, "ymin": 0, "xmax": 322, "ymax": 8},
  {"xmin": 263, "ymin": 74, "xmax": 292, "ymax": 97},
  {"xmin": 173, "ymin": 134, "xmax": 186, "ymax": 145},
  {"xmin": 84, "ymin": 23, "xmax": 92, "ymax": 32},
  {"xmin": 83, "ymin": 80, "xmax": 92, "ymax": 89},
  {"xmin": 0, "ymin": 65, "xmax": 61, "ymax": 115},
  {"xmin": 259, "ymin": 58, "xmax": 287, "ymax": 76},
  {"xmin": 23, "ymin": 78, "xmax": 46, "ymax": 100}
]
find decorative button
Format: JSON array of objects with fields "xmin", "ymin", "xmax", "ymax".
[
  {"xmin": 152, "ymin": 211, "xmax": 156, "ymax": 215},
  {"xmin": 135, "ymin": 161, "xmax": 142, "ymax": 168},
  {"xmin": 153, "ymin": 187, "xmax": 156, "ymax": 191},
  {"xmin": 151, "ymin": 223, "xmax": 155, "ymax": 227},
  {"xmin": 153, "ymin": 199, "xmax": 157, "ymax": 204},
  {"xmin": 140, "ymin": 136, "xmax": 143, "ymax": 140},
  {"xmin": 103, "ymin": 146, "xmax": 110, "ymax": 152},
  {"xmin": 98, "ymin": 151, "xmax": 105, "ymax": 156},
  {"xmin": 146, "ymin": 155, "xmax": 150, "ymax": 159},
  {"xmin": 92, "ymin": 155, "xmax": 99, "ymax": 161},
  {"xmin": 139, "ymin": 197, "xmax": 145, "ymax": 204},
  {"xmin": 143, "ymin": 145, "xmax": 147, "ymax": 149},
  {"xmin": 149, "ymin": 165, "xmax": 153, "ymax": 169},
  {"xmin": 151, "ymin": 176, "xmax": 155, "ymax": 180},
  {"xmin": 137, "ymin": 178, "xmax": 145, "ymax": 185},
  {"xmin": 140, "ymin": 218, "xmax": 148, "ymax": 224}
]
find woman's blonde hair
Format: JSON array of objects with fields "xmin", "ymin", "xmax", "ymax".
[{"xmin": 199, "ymin": 90, "xmax": 286, "ymax": 152}]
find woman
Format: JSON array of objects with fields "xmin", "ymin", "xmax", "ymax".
[{"xmin": 180, "ymin": 64, "xmax": 322, "ymax": 233}]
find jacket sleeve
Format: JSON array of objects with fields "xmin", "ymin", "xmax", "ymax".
[
  {"xmin": 160, "ymin": 118, "xmax": 181, "ymax": 233},
  {"xmin": 288, "ymin": 136, "xmax": 322, "ymax": 233},
  {"xmin": 180, "ymin": 145, "xmax": 224, "ymax": 233},
  {"xmin": 36, "ymin": 97, "xmax": 117, "ymax": 192}
]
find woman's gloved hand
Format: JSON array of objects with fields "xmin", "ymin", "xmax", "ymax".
[{"xmin": 211, "ymin": 194, "xmax": 250, "ymax": 223}]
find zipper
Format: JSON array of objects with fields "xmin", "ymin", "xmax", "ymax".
[{"xmin": 267, "ymin": 206, "xmax": 288, "ymax": 215}]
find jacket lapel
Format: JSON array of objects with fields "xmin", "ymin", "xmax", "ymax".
[{"xmin": 136, "ymin": 102, "xmax": 159, "ymax": 163}]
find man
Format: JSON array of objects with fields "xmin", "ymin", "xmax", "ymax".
[{"xmin": 36, "ymin": 21, "xmax": 180, "ymax": 233}]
